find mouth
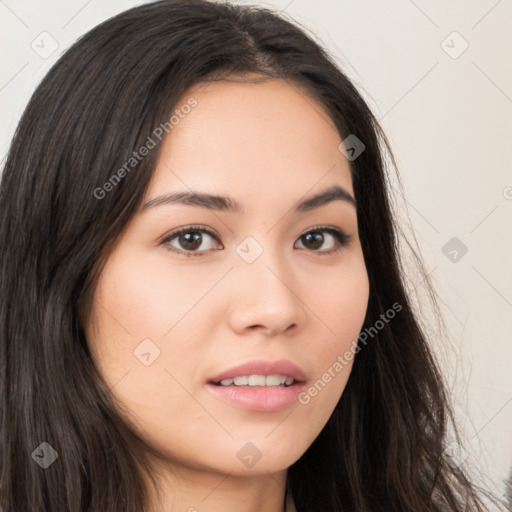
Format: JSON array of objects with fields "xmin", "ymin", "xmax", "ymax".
[
  {"xmin": 205, "ymin": 359, "xmax": 308, "ymax": 412},
  {"xmin": 211, "ymin": 373, "xmax": 299, "ymax": 388}
]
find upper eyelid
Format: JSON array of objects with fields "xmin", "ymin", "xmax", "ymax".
[
  {"xmin": 161, "ymin": 224, "xmax": 349, "ymax": 241},
  {"xmin": 161, "ymin": 224, "xmax": 218, "ymax": 242}
]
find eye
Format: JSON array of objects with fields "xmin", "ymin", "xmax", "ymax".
[
  {"xmin": 160, "ymin": 225, "xmax": 222, "ymax": 257},
  {"xmin": 294, "ymin": 225, "xmax": 351, "ymax": 255},
  {"xmin": 160, "ymin": 224, "xmax": 351, "ymax": 257}
]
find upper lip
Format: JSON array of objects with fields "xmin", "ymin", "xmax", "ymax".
[{"xmin": 208, "ymin": 359, "xmax": 308, "ymax": 384}]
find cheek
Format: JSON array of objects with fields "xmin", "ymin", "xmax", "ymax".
[
  {"xmin": 85, "ymin": 248, "xmax": 222, "ymax": 417},
  {"xmin": 330, "ymin": 263, "xmax": 369, "ymax": 347},
  {"xmin": 295, "ymin": 253, "xmax": 369, "ymax": 423},
  {"xmin": 92, "ymin": 247, "xmax": 224, "ymax": 341},
  {"xmin": 307, "ymin": 250, "xmax": 369, "ymax": 352}
]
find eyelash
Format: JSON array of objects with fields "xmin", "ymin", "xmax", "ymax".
[{"xmin": 160, "ymin": 224, "xmax": 352, "ymax": 258}]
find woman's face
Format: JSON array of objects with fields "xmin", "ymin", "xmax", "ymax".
[{"xmin": 85, "ymin": 78, "xmax": 369, "ymax": 476}]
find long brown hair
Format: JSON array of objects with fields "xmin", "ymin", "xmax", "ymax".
[{"xmin": 0, "ymin": 1, "xmax": 505, "ymax": 510}]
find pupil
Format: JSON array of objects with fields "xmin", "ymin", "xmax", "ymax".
[
  {"xmin": 304, "ymin": 232, "xmax": 323, "ymax": 250},
  {"xmin": 181, "ymin": 232, "xmax": 202, "ymax": 250}
]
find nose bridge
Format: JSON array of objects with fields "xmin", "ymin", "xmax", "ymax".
[
  {"xmin": 235, "ymin": 233, "xmax": 290, "ymax": 293},
  {"xmin": 228, "ymin": 233, "xmax": 306, "ymax": 334}
]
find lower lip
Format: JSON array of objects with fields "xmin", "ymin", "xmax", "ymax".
[{"xmin": 205, "ymin": 382, "xmax": 306, "ymax": 412}]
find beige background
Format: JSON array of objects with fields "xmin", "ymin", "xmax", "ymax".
[{"xmin": 1, "ymin": 0, "xmax": 511, "ymax": 502}]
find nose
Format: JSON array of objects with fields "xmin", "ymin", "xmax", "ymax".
[{"xmin": 226, "ymin": 246, "xmax": 307, "ymax": 337}]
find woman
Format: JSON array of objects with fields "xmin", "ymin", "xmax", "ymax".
[{"xmin": 0, "ymin": 1, "xmax": 506, "ymax": 510}]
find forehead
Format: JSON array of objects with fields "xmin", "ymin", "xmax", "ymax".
[{"xmin": 145, "ymin": 78, "xmax": 353, "ymax": 211}]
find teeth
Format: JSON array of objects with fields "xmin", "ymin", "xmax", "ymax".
[
  {"xmin": 265, "ymin": 375, "xmax": 284, "ymax": 386},
  {"xmin": 248, "ymin": 375, "xmax": 266, "ymax": 386},
  {"xmin": 218, "ymin": 374, "xmax": 295, "ymax": 387}
]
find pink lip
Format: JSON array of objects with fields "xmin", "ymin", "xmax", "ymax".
[{"xmin": 206, "ymin": 359, "xmax": 308, "ymax": 412}]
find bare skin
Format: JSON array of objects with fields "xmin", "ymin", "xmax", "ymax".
[{"xmin": 85, "ymin": 77, "xmax": 370, "ymax": 512}]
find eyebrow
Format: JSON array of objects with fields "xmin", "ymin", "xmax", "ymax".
[{"xmin": 141, "ymin": 184, "xmax": 356, "ymax": 214}]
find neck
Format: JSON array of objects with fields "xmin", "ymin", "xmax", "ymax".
[{"xmin": 144, "ymin": 464, "xmax": 288, "ymax": 512}]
